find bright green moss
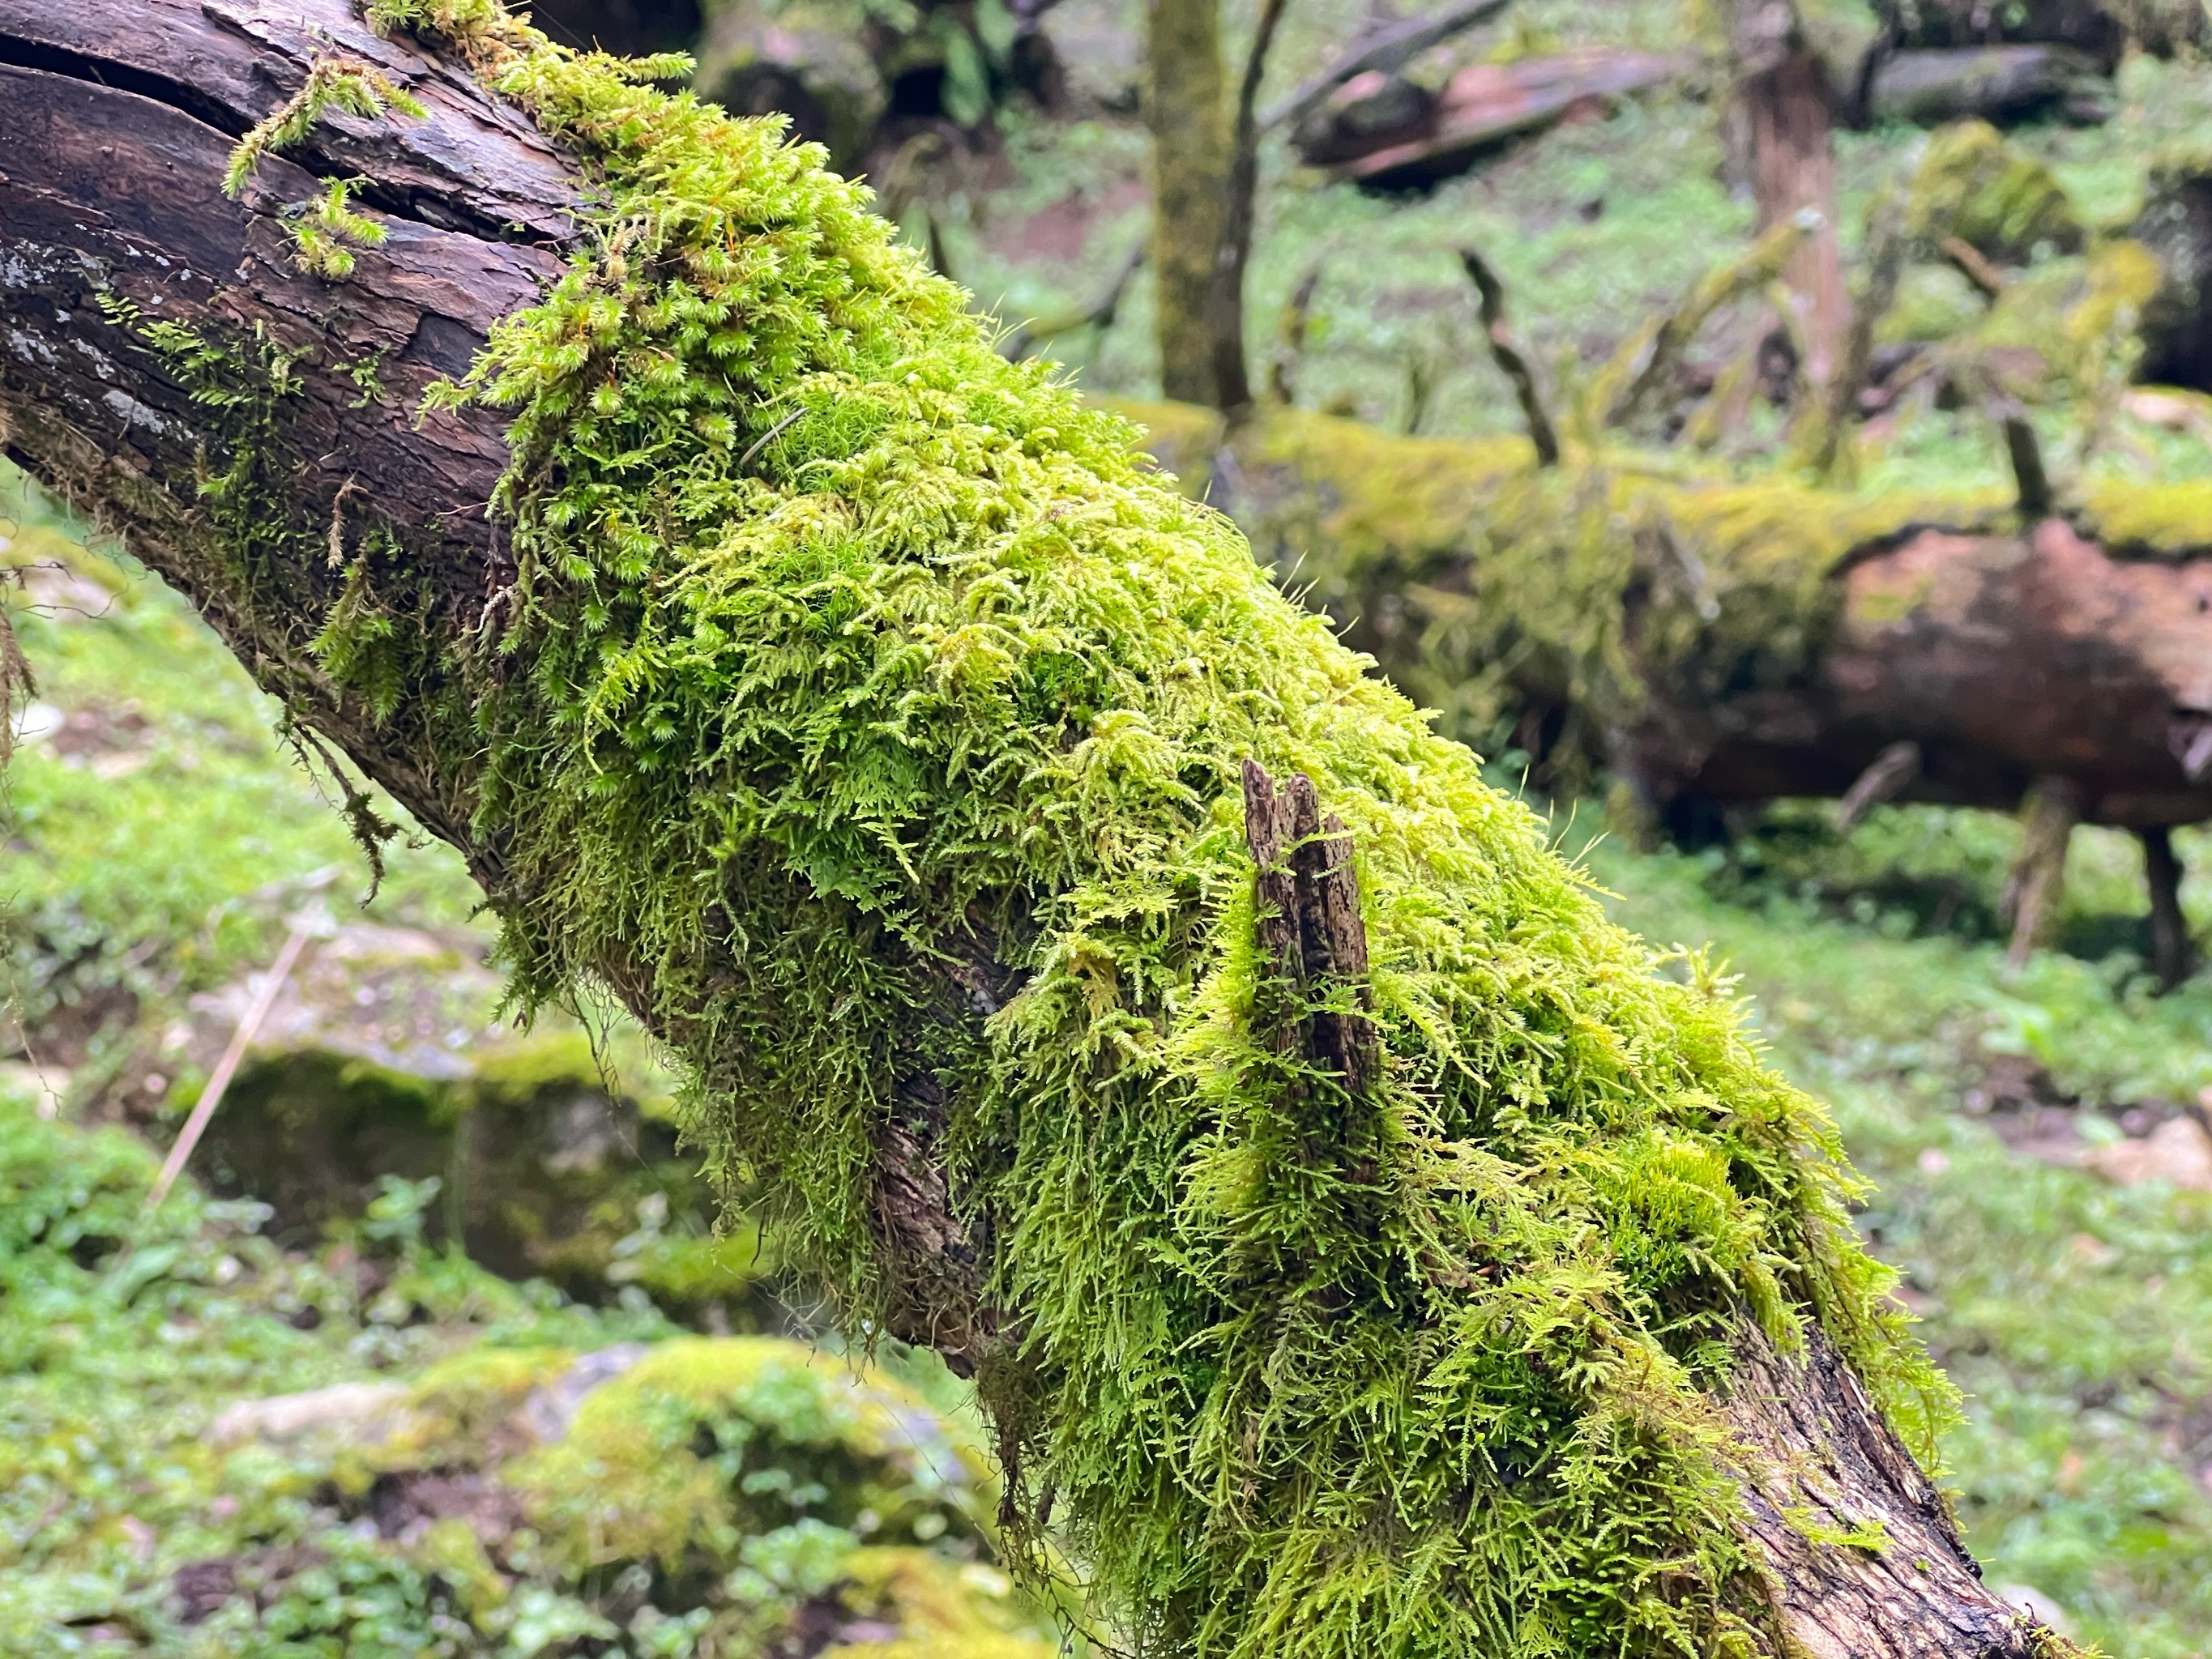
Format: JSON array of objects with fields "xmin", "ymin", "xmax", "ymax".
[{"xmin": 327, "ymin": 6, "xmax": 1958, "ymax": 1653}]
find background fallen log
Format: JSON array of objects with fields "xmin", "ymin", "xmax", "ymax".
[
  {"xmin": 1114, "ymin": 400, "xmax": 2212, "ymax": 844},
  {"xmin": 1868, "ymin": 44, "xmax": 2111, "ymax": 127},
  {"xmin": 1300, "ymin": 48, "xmax": 1683, "ymax": 190}
]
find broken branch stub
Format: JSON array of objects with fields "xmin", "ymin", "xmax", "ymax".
[{"xmin": 1240, "ymin": 760, "xmax": 1380, "ymax": 1101}]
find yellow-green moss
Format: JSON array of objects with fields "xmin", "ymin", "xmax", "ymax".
[
  {"xmin": 509, "ymin": 1337, "xmax": 989, "ymax": 1574},
  {"xmin": 1907, "ymin": 120, "xmax": 2084, "ymax": 262},
  {"xmin": 2077, "ymin": 476, "xmax": 2212, "ymax": 557},
  {"xmin": 310, "ymin": 6, "xmax": 1963, "ymax": 1653}
]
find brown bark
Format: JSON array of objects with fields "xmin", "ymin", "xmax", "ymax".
[
  {"xmin": 0, "ymin": 6, "xmax": 2063, "ymax": 1649},
  {"xmin": 1732, "ymin": 1, "xmax": 1848, "ymax": 389}
]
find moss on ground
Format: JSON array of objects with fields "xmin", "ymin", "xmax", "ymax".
[{"xmin": 270, "ymin": 6, "xmax": 1966, "ymax": 1653}]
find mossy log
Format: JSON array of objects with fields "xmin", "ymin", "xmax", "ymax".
[
  {"xmin": 0, "ymin": 3, "xmax": 2065, "ymax": 1653},
  {"xmin": 1115, "ymin": 400, "xmax": 2212, "ymax": 844}
]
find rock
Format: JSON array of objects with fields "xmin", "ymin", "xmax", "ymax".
[
  {"xmin": 1870, "ymin": 45, "xmax": 2111, "ymax": 128},
  {"xmin": 1906, "ymin": 120, "xmax": 2085, "ymax": 262},
  {"xmin": 2082, "ymin": 1114, "xmax": 2212, "ymax": 1189},
  {"xmin": 209, "ymin": 1380, "xmax": 411, "ymax": 1447}
]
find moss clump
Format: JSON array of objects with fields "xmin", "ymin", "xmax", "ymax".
[
  {"xmin": 305, "ymin": 5, "xmax": 1959, "ymax": 1653},
  {"xmin": 508, "ymin": 1337, "xmax": 991, "ymax": 1576},
  {"xmin": 1907, "ymin": 121, "xmax": 2085, "ymax": 263}
]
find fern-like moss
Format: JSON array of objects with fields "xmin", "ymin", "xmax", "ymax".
[{"xmin": 292, "ymin": 5, "xmax": 1965, "ymax": 1652}]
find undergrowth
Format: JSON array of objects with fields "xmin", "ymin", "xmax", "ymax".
[{"xmin": 287, "ymin": 4, "xmax": 1964, "ymax": 1653}]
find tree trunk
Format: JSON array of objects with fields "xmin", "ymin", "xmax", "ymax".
[
  {"xmin": 1142, "ymin": 0, "xmax": 1232, "ymax": 406},
  {"xmin": 0, "ymin": 6, "xmax": 2063, "ymax": 1652},
  {"xmin": 1732, "ymin": 0, "xmax": 1849, "ymax": 388}
]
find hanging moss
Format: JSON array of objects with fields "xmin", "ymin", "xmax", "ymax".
[{"xmin": 258, "ymin": 6, "xmax": 1964, "ymax": 1653}]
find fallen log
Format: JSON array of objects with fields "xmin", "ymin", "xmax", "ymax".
[
  {"xmin": 1113, "ymin": 400, "xmax": 2212, "ymax": 844},
  {"xmin": 1306, "ymin": 47, "xmax": 1683, "ymax": 190},
  {"xmin": 0, "ymin": 3, "xmax": 2067, "ymax": 1653},
  {"xmin": 1867, "ymin": 45, "xmax": 2111, "ymax": 127}
]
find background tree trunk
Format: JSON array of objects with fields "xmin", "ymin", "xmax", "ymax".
[
  {"xmin": 0, "ymin": 6, "xmax": 2067, "ymax": 1651},
  {"xmin": 1732, "ymin": 0, "xmax": 1849, "ymax": 387},
  {"xmin": 1143, "ymin": 0, "xmax": 1232, "ymax": 406}
]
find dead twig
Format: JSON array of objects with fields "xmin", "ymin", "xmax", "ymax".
[
  {"xmin": 1458, "ymin": 246, "xmax": 1561, "ymax": 466},
  {"xmin": 146, "ymin": 913, "xmax": 319, "ymax": 1212}
]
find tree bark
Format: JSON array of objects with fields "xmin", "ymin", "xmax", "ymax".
[
  {"xmin": 1732, "ymin": 0, "xmax": 1848, "ymax": 390},
  {"xmin": 0, "ymin": 7, "xmax": 2064, "ymax": 1651},
  {"xmin": 1142, "ymin": 0, "xmax": 1231, "ymax": 406}
]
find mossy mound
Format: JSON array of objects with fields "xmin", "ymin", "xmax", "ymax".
[
  {"xmin": 276, "ymin": 5, "xmax": 1960, "ymax": 1653},
  {"xmin": 1907, "ymin": 120, "xmax": 2086, "ymax": 263}
]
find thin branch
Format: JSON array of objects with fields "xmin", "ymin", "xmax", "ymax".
[
  {"xmin": 1000, "ymin": 241, "xmax": 1149, "ymax": 360},
  {"xmin": 1938, "ymin": 234, "xmax": 2007, "ymax": 302},
  {"xmin": 1209, "ymin": 0, "xmax": 1295, "ymax": 414},
  {"xmin": 147, "ymin": 915, "xmax": 318, "ymax": 1211},
  {"xmin": 1259, "ymin": 0, "xmax": 1514, "ymax": 133},
  {"xmin": 1458, "ymin": 246, "xmax": 1561, "ymax": 466},
  {"xmin": 1834, "ymin": 740, "xmax": 1921, "ymax": 833}
]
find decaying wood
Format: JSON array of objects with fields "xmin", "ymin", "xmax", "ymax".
[
  {"xmin": 0, "ymin": 5, "xmax": 2079, "ymax": 1647},
  {"xmin": 1240, "ymin": 761, "xmax": 1379, "ymax": 1099},
  {"xmin": 1260, "ymin": 0, "xmax": 1513, "ymax": 135},
  {"xmin": 1310, "ymin": 48, "xmax": 1681, "ymax": 190}
]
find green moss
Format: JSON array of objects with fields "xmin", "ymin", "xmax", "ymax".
[
  {"xmin": 216, "ymin": 6, "xmax": 1969, "ymax": 1653},
  {"xmin": 1112, "ymin": 402, "xmax": 2009, "ymax": 770},
  {"xmin": 2076, "ymin": 476, "xmax": 2212, "ymax": 557},
  {"xmin": 1907, "ymin": 121, "xmax": 2086, "ymax": 264},
  {"xmin": 507, "ymin": 1337, "xmax": 989, "ymax": 1576}
]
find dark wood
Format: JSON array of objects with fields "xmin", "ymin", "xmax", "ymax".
[
  {"xmin": 2139, "ymin": 825, "xmax": 2196, "ymax": 991},
  {"xmin": 1835, "ymin": 740, "xmax": 1922, "ymax": 833},
  {"xmin": 0, "ymin": 8, "xmax": 2071, "ymax": 1648}
]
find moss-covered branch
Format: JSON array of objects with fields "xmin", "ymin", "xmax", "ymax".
[{"xmin": 0, "ymin": 3, "xmax": 2074, "ymax": 1653}]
